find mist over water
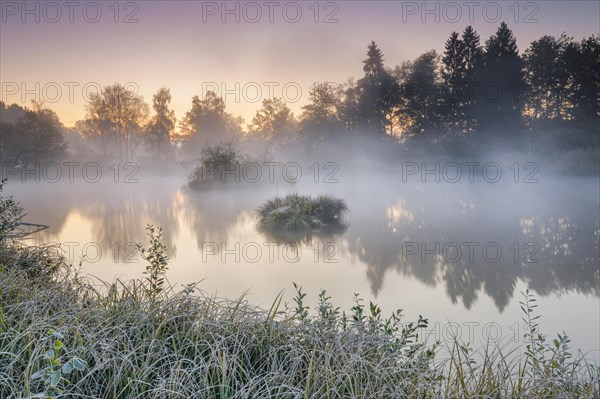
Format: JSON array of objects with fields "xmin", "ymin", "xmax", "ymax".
[{"xmin": 6, "ymin": 150, "xmax": 599, "ymax": 355}]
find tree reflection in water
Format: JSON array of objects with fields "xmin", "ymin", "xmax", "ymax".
[{"xmin": 8, "ymin": 176, "xmax": 599, "ymax": 312}]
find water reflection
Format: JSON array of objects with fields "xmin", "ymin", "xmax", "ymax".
[
  {"xmin": 78, "ymin": 187, "xmax": 181, "ymax": 257},
  {"xmin": 7, "ymin": 176, "xmax": 599, "ymax": 313},
  {"xmin": 257, "ymin": 216, "xmax": 347, "ymax": 245},
  {"xmin": 342, "ymin": 180, "xmax": 599, "ymax": 310},
  {"xmin": 15, "ymin": 181, "xmax": 181, "ymax": 258},
  {"xmin": 183, "ymin": 190, "xmax": 251, "ymax": 247}
]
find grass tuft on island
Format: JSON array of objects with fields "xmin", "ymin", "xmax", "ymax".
[
  {"xmin": 257, "ymin": 194, "xmax": 348, "ymax": 243},
  {"xmin": 1, "ymin": 183, "xmax": 599, "ymax": 398}
]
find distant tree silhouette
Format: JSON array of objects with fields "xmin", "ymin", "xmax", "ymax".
[
  {"xmin": 249, "ymin": 98, "xmax": 297, "ymax": 145},
  {"xmin": 388, "ymin": 62, "xmax": 411, "ymax": 136},
  {"xmin": 521, "ymin": 34, "xmax": 599, "ymax": 151},
  {"xmin": 0, "ymin": 102, "xmax": 66, "ymax": 165},
  {"xmin": 439, "ymin": 27, "xmax": 488, "ymax": 137},
  {"xmin": 441, "ymin": 31, "xmax": 467, "ymax": 134},
  {"xmin": 74, "ymin": 118, "xmax": 104, "ymax": 155},
  {"xmin": 299, "ymin": 82, "xmax": 344, "ymax": 149},
  {"xmin": 401, "ymin": 50, "xmax": 444, "ymax": 141},
  {"xmin": 338, "ymin": 78, "xmax": 361, "ymax": 132},
  {"xmin": 146, "ymin": 87, "xmax": 176, "ymax": 159},
  {"xmin": 356, "ymin": 41, "xmax": 400, "ymax": 135},
  {"xmin": 301, "ymin": 82, "xmax": 342, "ymax": 128},
  {"xmin": 460, "ymin": 26, "xmax": 485, "ymax": 134},
  {"xmin": 180, "ymin": 91, "xmax": 242, "ymax": 158},
  {"xmin": 565, "ymin": 35, "xmax": 600, "ymax": 134},
  {"xmin": 85, "ymin": 84, "xmax": 149, "ymax": 162},
  {"xmin": 462, "ymin": 26, "xmax": 484, "ymax": 75},
  {"xmin": 524, "ymin": 34, "xmax": 572, "ymax": 126},
  {"xmin": 477, "ymin": 22, "xmax": 524, "ymax": 138},
  {"xmin": 0, "ymin": 101, "xmax": 26, "ymax": 123},
  {"xmin": 3, "ymin": 24, "xmax": 599, "ymax": 165}
]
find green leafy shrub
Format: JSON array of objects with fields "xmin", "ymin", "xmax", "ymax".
[
  {"xmin": 137, "ymin": 225, "xmax": 170, "ymax": 305},
  {"xmin": 187, "ymin": 143, "xmax": 241, "ymax": 190},
  {"xmin": 30, "ymin": 329, "xmax": 87, "ymax": 399}
]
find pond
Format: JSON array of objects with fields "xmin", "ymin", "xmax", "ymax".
[{"xmin": 6, "ymin": 169, "xmax": 599, "ymax": 357}]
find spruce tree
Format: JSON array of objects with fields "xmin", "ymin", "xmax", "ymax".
[{"xmin": 356, "ymin": 41, "xmax": 400, "ymax": 135}]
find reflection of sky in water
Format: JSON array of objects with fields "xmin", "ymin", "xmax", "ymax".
[{"xmin": 6, "ymin": 175, "xmax": 599, "ymax": 356}]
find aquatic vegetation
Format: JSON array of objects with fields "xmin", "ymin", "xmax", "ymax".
[{"xmin": 257, "ymin": 193, "xmax": 348, "ymax": 243}]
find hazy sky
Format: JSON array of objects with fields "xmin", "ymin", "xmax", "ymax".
[{"xmin": 1, "ymin": 0, "xmax": 599, "ymax": 128}]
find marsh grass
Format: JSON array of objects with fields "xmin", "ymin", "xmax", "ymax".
[{"xmin": 257, "ymin": 194, "xmax": 348, "ymax": 243}]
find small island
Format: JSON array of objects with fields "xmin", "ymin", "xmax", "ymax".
[{"xmin": 257, "ymin": 194, "xmax": 348, "ymax": 243}]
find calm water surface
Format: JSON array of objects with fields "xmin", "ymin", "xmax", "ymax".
[{"xmin": 7, "ymin": 171, "xmax": 599, "ymax": 356}]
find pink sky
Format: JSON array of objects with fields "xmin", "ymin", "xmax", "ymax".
[{"xmin": 1, "ymin": 1, "xmax": 598, "ymax": 128}]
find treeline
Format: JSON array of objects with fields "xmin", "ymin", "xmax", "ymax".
[{"xmin": 1, "ymin": 22, "xmax": 598, "ymax": 166}]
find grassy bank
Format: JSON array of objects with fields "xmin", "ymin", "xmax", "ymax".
[{"xmin": 0, "ymin": 188, "xmax": 598, "ymax": 398}]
